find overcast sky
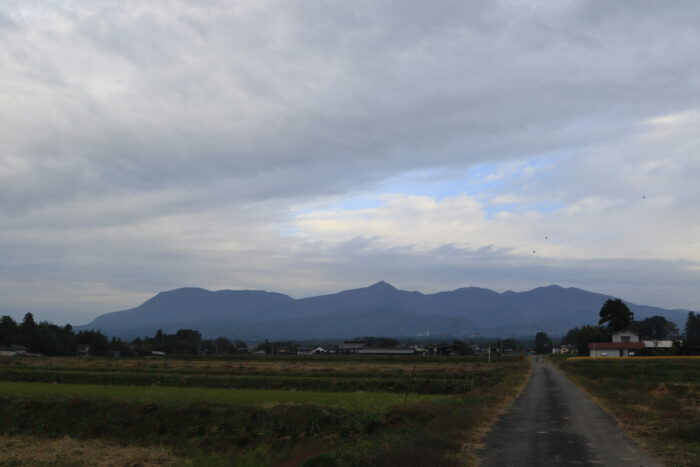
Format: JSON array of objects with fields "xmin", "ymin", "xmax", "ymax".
[{"xmin": 2, "ymin": 1, "xmax": 699, "ymax": 325}]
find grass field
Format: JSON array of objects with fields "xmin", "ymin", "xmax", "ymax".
[
  {"xmin": 555, "ymin": 357, "xmax": 700, "ymax": 467},
  {"xmin": 0, "ymin": 381, "xmax": 438, "ymax": 409},
  {"xmin": 0, "ymin": 355, "xmax": 530, "ymax": 466}
]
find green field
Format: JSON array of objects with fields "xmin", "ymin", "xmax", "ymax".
[
  {"xmin": 556, "ymin": 357, "xmax": 700, "ymax": 467},
  {"xmin": 0, "ymin": 355, "xmax": 530, "ymax": 466},
  {"xmin": 0, "ymin": 381, "xmax": 439, "ymax": 409}
]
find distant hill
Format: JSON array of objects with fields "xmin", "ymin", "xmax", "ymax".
[{"xmin": 77, "ymin": 281, "xmax": 692, "ymax": 340}]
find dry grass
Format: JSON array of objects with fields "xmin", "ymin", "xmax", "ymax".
[
  {"xmin": 0, "ymin": 356, "xmax": 498, "ymax": 378},
  {"xmin": 0, "ymin": 434, "xmax": 182, "ymax": 466},
  {"xmin": 1, "ymin": 356, "xmax": 489, "ymax": 377},
  {"xmin": 565, "ymin": 356, "xmax": 700, "ymax": 362}
]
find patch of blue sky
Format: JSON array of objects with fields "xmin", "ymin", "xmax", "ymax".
[
  {"xmin": 331, "ymin": 196, "xmax": 386, "ymax": 211},
  {"xmin": 376, "ymin": 155, "xmax": 560, "ymax": 202},
  {"xmin": 289, "ymin": 154, "xmax": 563, "ymax": 219},
  {"xmin": 375, "ymin": 167, "xmax": 470, "ymax": 200}
]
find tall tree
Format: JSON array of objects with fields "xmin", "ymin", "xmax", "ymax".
[
  {"xmin": 685, "ymin": 312, "xmax": 700, "ymax": 346},
  {"xmin": 598, "ymin": 298, "xmax": 633, "ymax": 332},
  {"xmin": 214, "ymin": 336, "xmax": 235, "ymax": 354},
  {"xmin": 574, "ymin": 325, "xmax": 612, "ymax": 355},
  {"xmin": 19, "ymin": 313, "xmax": 39, "ymax": 349},
  {"xmin": 75, "ymin": 330, "xmax": 110, "ymax": 356},
  {"xmin": 634, "ymin": 316, "xmax": 679, "ymax": 340},
  {"xmin": 534, "ymin": 331, "xmax": 552, "ymax": 354},
  {"xmin": 0, "ymin": 315, "xmax": 19, "ymax": 346}
]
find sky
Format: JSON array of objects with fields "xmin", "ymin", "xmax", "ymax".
[{"xmin": 1, "ymin": 1, "xmax": 699, "ymax": 325}]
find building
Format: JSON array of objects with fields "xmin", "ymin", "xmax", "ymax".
[
  {"xmin": 552, "ymin": 344, "xmax": 575, "ymax": 354},
  {"xmin": 0, "ymin": 347, "xmax": 17, "ymax": 357},
  {"xmin": 588, "ymin": 331, "xmax": 644, "ymax": 357},
  {"xmin": 336, "ymin": 339, "xmax": 427, "ymax": 355},
  {"xmin": 337, "ymin": 339, "xmax": 369, "ymax": 353},
  {"xmin": 641, "ymin": 339, "xmax": 681, "ymax": 349},
  {"xmin": 297, "ymin": 346, "xmax": 328, "ymax": 355}
]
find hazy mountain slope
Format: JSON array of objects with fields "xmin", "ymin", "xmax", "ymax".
[{"xmin": 86, "ymin": 288, "xmax": 296, "ymax": 331}]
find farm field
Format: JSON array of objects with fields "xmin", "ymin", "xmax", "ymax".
[
  {"xmin": 0, "ymin": 355, "xmax": 530, "ymax": 466},
  {"xmin": 555, "ymin": 357, "xmax": 700, "ymax": 467}
]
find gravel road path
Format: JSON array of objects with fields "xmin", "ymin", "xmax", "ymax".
[{"xmin": 478, "ymin": 356, "xmax": 663, "ymax": 466}]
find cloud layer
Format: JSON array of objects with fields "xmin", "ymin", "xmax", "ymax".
[{"xmin": 1, "ymin": 1, "xmax": 699, "ymax": 323}]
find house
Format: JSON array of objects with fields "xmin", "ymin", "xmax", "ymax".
[
  {"xmin": 641, "ymin": 338, "xmax": 682, "ymax": 349},
  {"xmin": 552, "ymin": 344, "xmax": 575, "ymax": 354},
  {"xmin": 413, "ymin": 345, "xmax": 431, "ymax": 355},
  {"xmin": 434, "ymin": 344, "xmax": 463, "ymax": 356},
  {"xmin": 10, "ymin": 345, "xmax": 28, "ymax": 355},
  {"xmin": 297, "ymin": 346, "xmax": 328, "ymax": 355},
  {"xmin": 336, "ymin": 339, "xmax": 427, "ymax": 355},
  {"xmin": 588, "ymin": 331, "xmax": 644, "ymax": 357},
  {"xmin": 338, "ymin": 339, "xmax": 369, "ymax": 353}
]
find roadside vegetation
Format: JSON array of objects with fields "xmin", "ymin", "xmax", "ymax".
[
  {"xmin": 554, "ymin": 357, "xmax": 700, "ymax": 467},
  {"xmin": 0, "ymin": 354, "xmax": 530, "ymax": 466}
]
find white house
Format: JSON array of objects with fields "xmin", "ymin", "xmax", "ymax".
[
  {"xmin": 588, "ymin": 331, "xmax": 644, "ymax": 357},
  {"xmin": 297, "ymin": 346, "xmax": 328, "ymax": 355},
  {"xmin": 612, "ymin": 331, "xmax": 640, "ymax": 343}
]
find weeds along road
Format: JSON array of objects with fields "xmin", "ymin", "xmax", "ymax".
[{"xmin": 478, "ymin": 355, "xmax": 663, "ymax": 467}]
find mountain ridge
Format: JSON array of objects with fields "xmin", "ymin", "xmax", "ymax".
[{"xmin": 77, "ymin": 282, "xmax": 692, "ymax": 340}]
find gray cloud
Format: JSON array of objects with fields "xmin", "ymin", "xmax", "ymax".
[{"xmin": 1, "ymin": 1, "xmax": 699, "ymax": 323}]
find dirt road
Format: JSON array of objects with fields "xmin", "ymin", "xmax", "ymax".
[{"xmin": 478, "ymin": 356, "xmax": 663, "ymax": 466}]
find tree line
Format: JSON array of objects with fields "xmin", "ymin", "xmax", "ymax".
[{"xmin": 0, "ymin": 313, "xmax": 247, "ymax": 356}]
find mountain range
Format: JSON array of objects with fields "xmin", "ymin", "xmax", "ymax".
[{"xmin": 77, "ymin": 282, "xmax": 692, "ymax": 340}]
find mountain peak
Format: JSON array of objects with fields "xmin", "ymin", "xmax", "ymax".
[{"xmin": 368, "ymin": 281, "xmax": 397, "ymax": 291}]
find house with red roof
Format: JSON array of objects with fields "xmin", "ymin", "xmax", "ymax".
[{"xmin": 588, "ymin": 331, "xmax": 644, "ymax": 357}]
